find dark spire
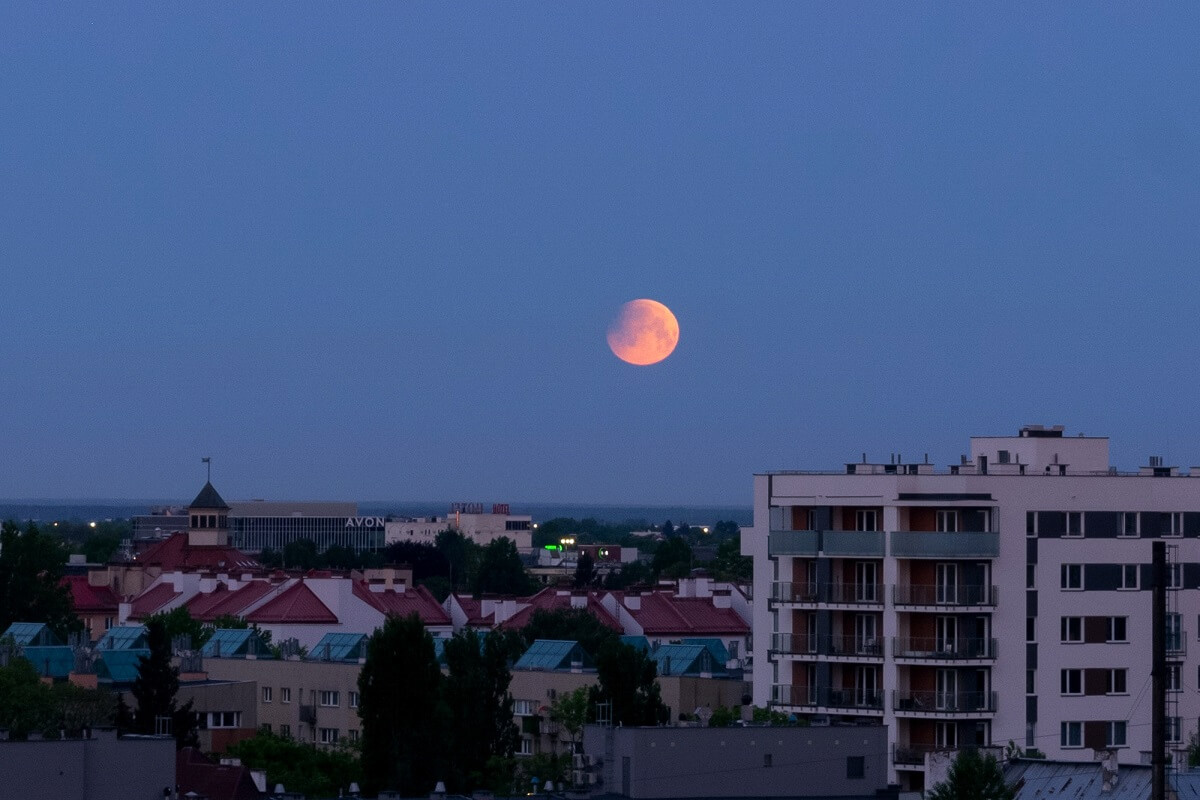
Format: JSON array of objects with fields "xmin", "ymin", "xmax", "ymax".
[{"xmin": 189, "ymin": 481, "xmax": 230, "ymax": 510}]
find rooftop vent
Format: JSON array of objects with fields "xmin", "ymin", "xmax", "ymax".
[{"xmin": 1020, "ymin": 425, "xmax": 1065, "ymax": 438}]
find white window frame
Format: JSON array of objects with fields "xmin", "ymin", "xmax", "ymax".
[
  {"xmin": 1061, "ymin": 617, "xmax": 1083, "ymax": 644},
  {"xmin": 1168, "ymin": 564, "xmax": 1183, "ymax": 590},
  {"xmin": 936, "ymin": 563, "xmax": 958, "ymax": 605},
  {"xmin": 1107, "ymin": 617, "xmax": 1128, "ymax": 643},
  {"xmin": 514, "ymin": 699, "xmax": 537, "ymax": 716},
  {"xmin": 1118, "ymin": 564, "xmax": 1139, "ymax": 591},
  {"xmin": 1119, "ymin": 513, "xmax": 1139, "ymax": 538},
  {"xmin": 855, "ymin": 509, "xmax": 878, "ymax": 532},
  {"xmin": 1107, "ymin": 721, "xmax": 1127, "ymax": 748},
  {"xmin": 318, "ymin": 727, "xmax": 340, "ymax": 745},
  {"xmin": 262, "ymin": 687, "xmax": 272, "ymax": 703},
  {"xmin": 348, "ymin": 729, "xmax": 360, "ymax": 742},
  {"xmin": 319, "ymin": 690, "xmax": 340, "ymax": 708},
  {"xmin": 1167, "ymin": 664, "xmax": 1181, "ymax": 693},
  {"xmin": 1060, "ymin": 669, "xmax": 1082, "ymax": 696},
  {"xmin": 518, "ymin": 736, "xmax": 534, "ymax": 756},
  {"xmin": 280, "ymin": 724, "xmax": 291, "ymax": 738},
  {"xmin": 1167, "ymin": 717, "xmax": 1182, "ymax": 744},
  {"xmin": 936, "ymin": 511, "xmax": 959, "ymax": 533},
  {"xmin": 1106, "ymin": 669, "xmax": 1128, "ymax": 695},
  {"xmin": 1065, "ymin": 512, "xmax": 1083, "ymax": 538},
  {"xmin": 281, "ymin": 687, "xmax": 291, "ymax": 703},
  {"xmin": 1166, "ymin": 512, "xmax": 1184, "ymax": 537},
  {"xmin": 935, "ymin": 721, "xmax": 957, "ymax": 749},
  {"xmin": 855, "ymin": 561, "xmax": 878, "ymax": 602},
  {"xmin": 349, "ymin": 691, "xmax": 360, "ymax": 709},
  {"xmin": 1061, "ymin": 721, "xmax": 1083, "ymax": 748},
  {"xmin": 1061, "ymin": 564, "xmax": 1082, "ymax": 590}
]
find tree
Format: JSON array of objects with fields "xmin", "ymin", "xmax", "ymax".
[
  {"xmin": 145, "ymin": 605, "xmax": 209, "ymax": 649},
  {"xmin": 384, "ymin": 541, "xmax": 451, "ymax": 584},
  {"xmin": 442, "ymin": 629, "xmax": 519, "ymax": 791},
  {"xmin": 549, "ymin": 686, "xmax": 590, "ymax": 756},
  {"xmin": 573, "ymin": 551, "xmax": 598, "ymax": 589},
  {"xmin": 358, "ymin": 614, "xmax": 447, "ymax": 795},
  {"xmin": 591, "ymin": 639, "xmax": 667, "ymax": 727},
  {"xmin": 473, "ymin": 537, "xmax": 535, "ymax": 596},
  {"xmin": 651, "ymin": 536, "xmax": 692, "ymax": 580},
  {"xmin": 708, "ymin": 536, "xmax": 751, "ymax": 582},
  {"xmin": 229, "ymin": 730, "xmax": 361, "ymax": 798},
  {"xmin": 129, "ymin": 617, "xmax": 198, "ymax": 748},
  {"xmin": 520, "ymin": 608, "xmax": 619, "ymax": 658},
  {"xmin": 603, "ymin": 560, "xmax": 650, "ymax": 590},
  {"xmin": 81, "ymin": 529, "xmax": 122, "ymax": 563},
  {"xmin": 282, "ymin": 538, "xmax": 319, "ymax": 570},
  {"xmin": 0, "ymin": 657, "xmax": 56, "ymax": 739},
  {"xmin": 0, "ymin": 521, "xmax": 79, "ymax": 637},
  {"xmin": 926, "ymin": 748, "xmax": 1014, "ymax": 800}
]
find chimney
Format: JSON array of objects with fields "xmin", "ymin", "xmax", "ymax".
[
  {"xmin": 712, "ymin": 588, "xmax": 732, "ymax": 609},
  {"xmin": 570, "ymin": 592, "xmax": 588, "ymax": 609},
  {"xmin": 624, "ymin": 594, "xmax": 641, "ymax": 611}
]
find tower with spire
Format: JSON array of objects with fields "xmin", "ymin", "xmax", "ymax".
[{"xmin": 187, "ymin": 481, "xmax": 231, "ymax": 547}]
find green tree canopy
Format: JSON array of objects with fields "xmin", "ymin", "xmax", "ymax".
[
  {"xmin": 129, "ymin": 617, "xmax": 198, "ymax": 749},
  {"xmin": 651, "ymin": 536, "xmax": 692, "ymax": 580},
  {"xmin": 473, "ymin": 537, "xmax": 535, "ymax": 597},
  {"xmin": 549, "ymin": 686, "xmax": 590, "ymax": 754},
  {"xmin": 520, "ymin": 608, "xmax": 619, "ymax": 658},
  {"xmin": 573, "ymin": 551, "xmax": 598, "ymax": 589},
  {"xmin": 282, "ymin": 538, "xmax": 320, "ymax": 570},
  {"xmin": 926, "ymin": 748, "xmax": 1014, "ymax": 800},
  {"xmin": 708, "ymin": 535, "xmax": 751, "ymax": 582},
  {"xmin": 229, "ymin": 730, "xmax": 361, "ymax": 797},
  {"xmin": 0, "ymin": 520, "xmax": 79, "ymax": 637},
  {"xmin": 442, "ymin": 629, "xmax": 520, "ymax": 791},
  {"xmin": 145, "ymin": 605, "xmax": 210, "ymax": 648},
  {"xmin": 591, "ymin": 639, "xmax": 667, "ymax": 727},
  {"xmin": 358, "ymin": 613, "xmax": 448, "ymax": 796}
]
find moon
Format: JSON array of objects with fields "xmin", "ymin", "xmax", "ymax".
[{"xmin": 607, "ymin": 299, "xmax": 680, "ymax": 366}]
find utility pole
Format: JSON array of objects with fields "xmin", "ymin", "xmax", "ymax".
[{"xmin": 1151, "ymin": 540, "xmax": 1166, "ymax": 800}]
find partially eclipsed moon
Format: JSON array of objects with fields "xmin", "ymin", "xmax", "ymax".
[{"xmin": 607, "ymin": 299, "xmax": 680, "ymax": 366}]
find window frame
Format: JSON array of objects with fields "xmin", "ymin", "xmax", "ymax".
[
  {"xmin": 1107, "ymin": 721, "xmax": 1127, "ymax": 748},
  {"xmin": 1065, "ymin": 512, "xmax": 1083, "ymax": 537},
  {"xmin": 280, "ymin": 687, "xmax": 292, "ymax": 704},
  {"xmin": 1107, "ymin": 617, "xmax": 1128, "ymax": 643},
  {"xmin": 1061, "ymin": 721, "xmax": 1083, "ymax": 749},
  {"xmin": 318, "ymin": 690, "xmax": 340, "ymax": 708},
  {"xmin": 1060, "ymin": 669, "xmax": 1082, "ymax": 696},
  {"xmin": 1061, "ymin": 616, "xmax": 1083, "ymax": 644},
  {"xmin": 262, "ymin": 686, "xmax": 272, "ymax": 703},
  {"xmin": 1106, "ymin": 669, "xmax": 1128, "ymax": 696},
  {"xmin": 1118, "ymin": 513, "xmax": 1139, "ymax": 538},
  {"xmin": 1060, "ymin": 564, "xmax": 1083, "ymax": 591},
  {"xmin": 1166, "ymin": 512, "xmax": 1184, "ymax": 538},
  {"xmin": 1118, "ymin": 564, "xmax": 1139, "ymax": 591}
]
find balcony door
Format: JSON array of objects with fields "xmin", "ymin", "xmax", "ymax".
[
  {"xmin": 936, "ymin": 563, "xmax": 958, "ymax": 605},
  {"xmin": 855, "ymin": 613, "xmax": 878, "ymax": 654},
  {"xmin": 855, "ymin": 509, "xmax": 878, "ymax": 531},
  {"xmin": 854, "ymin": 666, "xmax": 878, "ymax": 707},
  {"xmin": 855, "ymin": 561, "xmax": 878, "ymax": 602},
  {"xmin": 936, "ymin": 669, "xmax": 958, "ymax": 710},
  {"xmin": 936, "ymin": 616, "xmax": 958, "ymax": 655}
]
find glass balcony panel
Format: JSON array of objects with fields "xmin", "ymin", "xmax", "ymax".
[{"xmin": 889, "ymin": 531, "xmax": 999, "ymax": 558}]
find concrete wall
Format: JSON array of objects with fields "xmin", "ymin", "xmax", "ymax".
[
  {"xmin": 0, "ymin": 730, "xmax": 175, "ymax": 800},
  {"xmin": 582, "ymin": 724, "xmax": 889, "ymax": 799}
]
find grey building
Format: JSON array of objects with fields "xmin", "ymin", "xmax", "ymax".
[
  {"xmin": 0, "ymin": 729, "xmax": 175, "ymax": 800},
  {"xmin": 582, "ymin": 724, "xmax": 893, "ymax": 799}
]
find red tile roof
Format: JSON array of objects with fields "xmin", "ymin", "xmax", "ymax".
[
  {"xmin": 135, "ymin": 533, "xmax": 259, "ymax": 572},
  {"xmin": 62, "ymin": 575, "xmax": 120, "ymax": 613},
  {"xmin": 185, "ymin": 581, "xmax": 275, "ymax": 622},
  {"xmin": 245, "ymin": 580, "xmax": 337, "ymax": 624},
  {"xmin": 497, "ymin": 588, "xmax": 623, "ymax": 632},
  {"xmin": 353, "ymin": 582, "xmax": 452, "ymax": 625},
  {"xmin": 128, "ymin": 582, "xmax": 182, "ymax": 619},
  {"xmin": 623, "ymin": 592, "xmax": 749, "ymax": 636},
  {"xmin": 451, "ymin": 594, "xmax": 492, "ymax": 626},
  {"xmin": 177, "ymin": 747, "xmax": 260, "ymax": 800}
]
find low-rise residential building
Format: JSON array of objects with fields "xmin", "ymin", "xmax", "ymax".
[{"xmin": 0, "ymin": 729, "xmax": 176, "ymax": 800}]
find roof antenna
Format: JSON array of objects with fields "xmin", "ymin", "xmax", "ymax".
[{"xmin": 202, "ymin": 457, "xmax": 212, "ymax": 483}]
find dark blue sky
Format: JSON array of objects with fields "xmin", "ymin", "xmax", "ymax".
[{"xmin": 3, "ymin": 5, "xmax": 1199, "ymax": 505}]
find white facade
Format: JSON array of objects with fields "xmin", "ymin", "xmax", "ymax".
[
  {"xmin": 744, "ymin": 427, "xmax": 1200, "ymax": 792},
  {"xmin": 384, "ymin": 509, "xmax": 533, "ymax": 549}
]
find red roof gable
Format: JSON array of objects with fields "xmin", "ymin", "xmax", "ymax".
[
  {"xmin": 177, "ymin": 747, "xmax": 260, "ymax": 800},
  {"xmin": 246, "ymin": 581, "xmax": 337, "ymax": 624},
  {"xmin": 625, "ymin": 592, "xmax": 749, "ymax": 636},
  {"xmin": 62, "ymin": 575, "xmax": 120, "ymax": 613},
  {"xmin": 128, "ymin": 582, "xmax": 182, "ymax": 620},
  {"xmin": 135, "ymin": 533, "xmax": 259, "ymax": 572},
  {"xmin": 498, "ymin": 588, "xmax": 623, "ymax": 632},
  {"xmin": 353, "ymin": 582, "xmax": 452, "ymax": 625},
  {"xmin": 185, "ymin": 581, "xmax": 275, "ymax": 622},
  {"xmin": 451, "ymin": 594, "xmax": 493, "ymax": 626}
]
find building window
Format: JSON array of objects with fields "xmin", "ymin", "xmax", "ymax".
[
  {"xmin": 514, "ymin": 699, "xmax": 537, "ymax": 716},
  {"xmin": 1061, "ymin": 722, "xmax": 1083, "ymax": 748},
  {"xmin": 261, "ymin": 723, "xmax": 272, "ymax": 733},
  {"xmin": 104, "ymin": 617, "xmax": 114, "ymax": 630},
  {"xmin": 1060, "ymin": 564, "xmax": 1082, "ymax": 590},
  {"xmin": 1119, "ymin": 513, "xmax": 1138, "ymax": 537},
  {"xmin": 1167, "ymin": 717, "xmax": 1182, "ymax": 743},
  {"xmin": 936, "ymin": 511, "xmax": 958, "ymax": 533},
  {"xmin": 205, "ymin": 712, "xmax": 241, "ymax": 729},
  {"xmin": 1027, "ymin": 564, "xmax": 1036, "ymax": 589},
  {"xmin": 1168, "ymin": 564, "xmax": 1183, "ymax": 590},
  {"xmin": 935, "ymin": 722, "xmax": 957, "ymax": 749},
  {"xmin": 1066, "ymin": 512, "xmax": 1083, "ymax": 537},
  {"xmin": 855, "ymin": 510, "xmax": 877, "ymax": 531},
  {"xmin": 1107, "ymin": 722, "xmax": 1127, "ymax": 748},
  {"xmin": 1166, "ymin": 512, "xmax": 1184, "ymax": 537},
  {"xmin": 997, "ymin": 450, "xmax": 1011, "ymax": 464},
  {"xmin": 319, "ymin": 691, "xmax": 339, "ymax": 707},
  {"xmin": 518, "ymin": 737, "xmax": 533, "ymax": 756},
  {"xmin": 280, "ymin": 724, "xmax": 291, "ymax": 738},
  {"xmin": 348, "ymin": 729, "xmax": 359, "ymax": 742},
  {"xmin": 1167, "ymin": 664, "xmax": 1181, "ymax": 693},
  {"xmin": 763, "ymin": 754, "xmax": 773, "ymax": 768},
  {"xmin": 1106, "ymin": 669, "xmax": 1128, "ymax": 695},
  {"xmin": 1107, "ymin": 617, "xmax": 1127, "ymax": 643},
  {"xmin": 319, "ymin": 728, "xmax": 340, "ymax": 745},
  {"xmin": 263, "ymin": 687, "xmax": 272, "ymax": 703},
  {"xmin": 1119, "ymin": 565, "xmax": 1139, "ymax": 590},
  {"xmin": 846, "ymin": 756, "xmax": 865, "ymax": 779},
  {"xmin": 1026, "ymin": 670, "xmax": 1035, "ymax": 695},
  {"xmin": 1027, "ymin": 618, "xmax": 1036, "ymax": 642},
  {"xmin": 1060, "ymin": 669, "xmax": 1082, "ymax": 696},
  {"xmin": 1061, "ymin": 617, "xmax": 1083, "ymax": 643},
  {"xmin": 349, "ymin": 691, "xmax": 360, "ymax": 709}
]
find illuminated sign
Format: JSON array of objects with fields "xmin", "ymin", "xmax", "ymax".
[{"xmin": 344, "ymin": 517, "xmax": 386, "ymax": 528}]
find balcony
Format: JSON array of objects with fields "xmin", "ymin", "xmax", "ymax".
[
  {"xmin": 768, "ymin": 530, "xmax": 885, "ymax": 557},
  {"xmin": 893, "ymin": 743, "xmax": 938, "ymax": 766},
  {"xmin": 888, "ymin": 531, "xmax": 999, "ymax": 558},
  {"xmin": 299, "ymin": 704, "xmax": 317, "ymax": 725},
  {"xmin": 771, "ymin": 581, "xmax": 883, "ymax": 606},
  {"xmin": 771, "ymin": 633, "xmax": 883, "ymax": 659},
  {"xmin": 771, "ymin": 684, "xmax": 884, "ymax": 713},
  {"xmin": 893, "ymin": 584, "xmax": 997, "ymax": 608},
  {"xmin": 893, "ymin": 690, "xmax": 997, "ymax": 715},
  {"xmin": 892, "ymin": 637, "xmax": 996, "ymax": 661}
]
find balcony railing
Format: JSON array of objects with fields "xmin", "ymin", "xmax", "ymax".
[
  {"xmin": 771, "ymin": 581, "xmax": 883, "ymax": 605},
  {"xmin": 893, "ymin": 743, "xmax": 939, "ymax": 766},
  {"xmin": 892, "ymin": 637, "xmax": 996, "ymax": 660},
  {"xmin": 767, "ymin": 530, "xmax": 886, "ymax": 557},
  {"xmin": 771, "ymin": 633, "xmax": 883, "ymax": 658},
  {"xmin": 768, "ymin": 530, "xmax": 820, "ymax": 556},
  {"xmin": 893, "ymin": 690, "xmax": 997, "ymax": 714},
  {"xmin": 772, "ymin": 684, "xmax": 884, "ymax": 711},
  {"xmin": 888, "ymin": 531, "xmax": 999, "ymax": 558},
  {"xmin": 893, "ymin": 584, "xmax": 997, "ymax": 607}
]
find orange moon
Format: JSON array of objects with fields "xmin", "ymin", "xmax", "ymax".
[{"xmin": 607, "ymin": 299, "xmax": 680, "ymax": 366}]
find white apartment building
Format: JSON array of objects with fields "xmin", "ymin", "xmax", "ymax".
[
  {"xmin": 743, "ymin": 426, "xmax": 1200, "ymax": 793},
  {"xmin": 384, "ymin": 503, "xmax": 533, "ymax": 549}
]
